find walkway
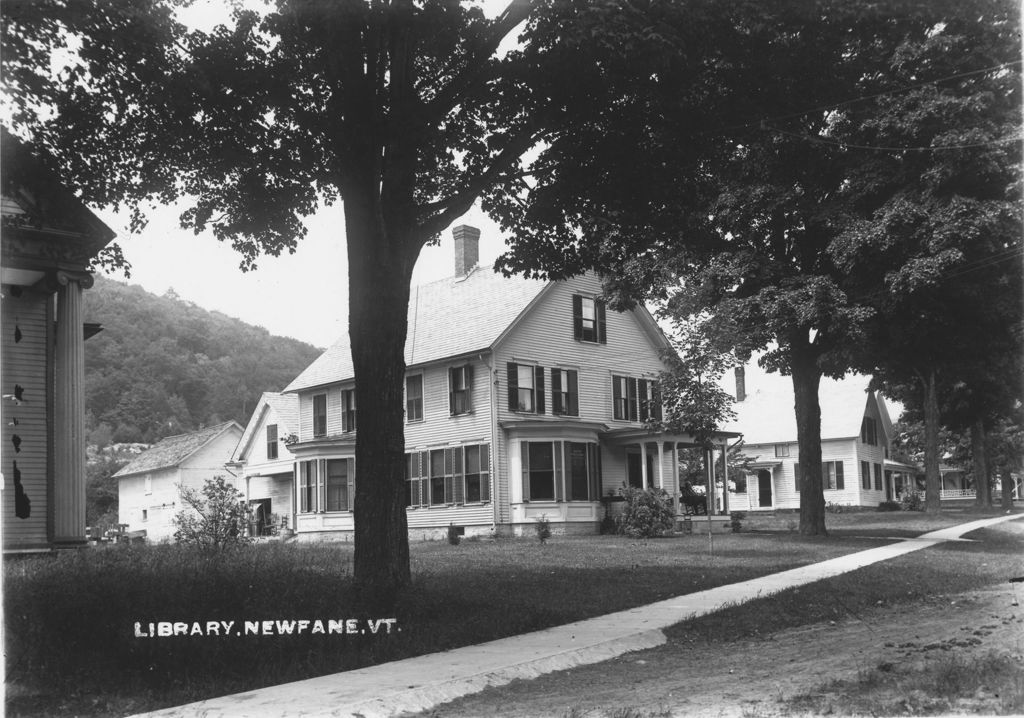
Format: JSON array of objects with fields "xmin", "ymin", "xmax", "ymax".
[{"xmin": 136, "ymin": 514, "xmax": 1022, "ymax": 718}]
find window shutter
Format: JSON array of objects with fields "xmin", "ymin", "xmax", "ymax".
[
  {"xmin": 568, "ymin": 370, "xmax": 579, "ymax": 416},
  {"xmin": 554, "ymin": 442, "xmax": 564, "ymax": 502},
  {"xmin": 448, "ymin": 367, "xmax": 456, "ymax": 415},
  {"xmin": 572, "ymin": 294, "xmax": 583, "ymax": 340},
  {"xmin": 535, "ymin": 366, "xmax": 545, "ymax": 414},
  {"xmin": 613, "ymin": 376, "xmax": 622, "ymax": 419},
  {"xmin": 795, "ymin": 463, "xmax": 802, "ymax": 492},
  {"xmin": 597, "ymin": 300, "xmax": 607, "ymax": 344},
  {"xmin": 420, "ymin": 452, "xmax": 430, "ymax": 507},
  {"xmin": 444, "ymin": 448, "xmax": 454, "ymax": 504},
  {"xmin": 453, "ymin": 448, "xmax": 465, "ymax": 504},
  {"xmin": 507, "ymin": 363, "xmax": 518, "ymax": 411},
  {"xmin": 836, "ymin": 461, "xmax": 844, "ymax": 489},
  {"xmin": 347, "ymin": 458, "xmax": 356, "ymax": 511},
  {"xmin": 627, "ymin": 378, "xmax": 638, "ymax": 421},
  {"xmin": 521, "ymin": 442, "xmax": 530, "ymax": 501},
  {"xmin": 551, "ymin": 369, "xmax": 562, "ymax": 414},
  {"xmin": 480, "ymin": 444, "xmax": 490, "ymax": 502},
  {"xmin": 588, "ymin": 443, "xmax": 600, "ymax": 501},
  {"xmin": 465, "ymin": 364, "xmax": 474, "ymax": 411}
]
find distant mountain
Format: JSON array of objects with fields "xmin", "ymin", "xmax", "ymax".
[{"xmin": 83, "ymin": 275, "xmax": 322, "ymax": 444}]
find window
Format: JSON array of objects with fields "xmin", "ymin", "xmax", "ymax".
[
  {"xmin": 342, "ymin": 389, "xmax": 356, "ymax": 433},
  {"xmin": 551, "ymin": 368, "xmax": 579, "ymax": 416},
  {"xmin": 142, "ymin": 509, "xmax": 148, "ymax": 521},
  {"xmin": 464, "ymin": 444, "xmax": 490, "ymax": 503},
  {"xmin": 861, "ymin": 417, "xmax": 878, "ymax": 445},
  {"xmin": 861, "ymin": 460, "xmax": 871, "ymax": 490},
  {"xmin": 144, "ymin": 474, "xmax": 152, "ymax": 495},
  {"xmin": 449, "ymin": 365, "xmax": 473, "ymax": 415},
  {"xmin": 325, "ymin": 458, "xmax": 354, "ymax": 512},
  {"xmin": 522, "ymin": 441, "xmax": 557, "ymax": 501},
  {"xmin": 312, "ymin": 394, "xmax": 327, "ymax": 437},
  {"xmin": 429, "ymin": 449, "xmax": 449, "ymax": 506},
  {"xmin": 267, "ymin": 424, "xmax": 279, "ymax": 460},
  {"xmin": 572, "ymin": 295, "xmax": 607, "ymax": 343},
  {"xmin": 823, "ymin": 461, "xmax": 844, "ymax": 490},
  {"xmin": 406, "ymin": 375, "xmax": 423, "ymax": 422},
  {"xmin": 521, "ymin": 441, "xmax": 599, "ymax": 502},
  {"xmin": 774, "ymin": 444, "xmax": 790, "ymax": 458},
  {"xmin": 612, "ymin": 376, "xmax": 659, "ymax": 421},
  {"xmin": 507, "ymin": 363, "xmax": 544, "ymax": 413},
  {"xmin": 299, "ymin": 460, "xmax": 318, "ymax": 512},
  {"xmin": 873, "ymin": 462, "xmax": 882, "ymax": 491},
  {"xmin": 406, "ymin": 444, "xmax": 491, "ymax": 509}
]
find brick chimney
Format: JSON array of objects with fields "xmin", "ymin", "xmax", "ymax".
[
  {"xmin": 734, "ymin": 365, "xmax": 746, "ymax": 402},
  {"xmin": 452, "ymin": 224, "xmax": 480, "ymax": 276}
]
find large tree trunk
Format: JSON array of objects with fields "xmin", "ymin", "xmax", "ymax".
[
  {"xmin": 791, "ymin": 345, "xmax": 826, "ymax": 536},
  {"xmin": 922, "ymin": 370, "xmax": 942, "ymax": 514},
  {"xmin": 972, "ymin": 417, "xmax": 991, "ymax": 509},
  {"xmin": 346, "ymin": 205, "xmax": 420, "ymax": 607}
]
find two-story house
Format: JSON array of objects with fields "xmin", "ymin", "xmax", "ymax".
[
  {"xmin": 283, "ymin": 225, "xmax": 734, "ymax": 540},
  {"xmin": 724, "ymin": 365, "xmax": 917, "ymax": 510}
]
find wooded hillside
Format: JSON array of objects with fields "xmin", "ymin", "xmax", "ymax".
[{"xmin": 83, "ymin": 276, "xmax": 322, "ymax": 445}]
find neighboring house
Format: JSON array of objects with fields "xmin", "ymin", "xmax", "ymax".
[
  {"xmin": 1, "ymin": 128, "xmax": 115, "ymax": 552},
  {"xmin": 282, "ymin": 225, "xmax": 735, "ymax": 540},
  {"xmin": 723, "ymin": 366, "xmax": 917, "ymax": 511},
  {"xmin": 227, "ymin": 392, "xmax": 299, "ymax": 536},
  {"xmin": 115, "ymin": 422, "xmax": 244, "ymax": 542}
]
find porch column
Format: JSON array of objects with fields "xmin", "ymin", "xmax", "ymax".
[
  {"xmin": 640, "ymin": 442, "xmax": 649, "ymax": 489},
  {"xmin": 657, "ymin": 442, "xmax": 665, "ymax": 490},
  {"xmin": 671, "ymin": 443, "xmax": 680, "ymax": 514},
  {"xmin": 705, "ymin": 446, "xmax": 715, "ymax": 515},
  {"xmin": 721, "ymin": 440, "xmax": 730, "ymax": 514},
  {"xmin": 53, "ymin": 270, "xmax": 93, "ymax": 545}
]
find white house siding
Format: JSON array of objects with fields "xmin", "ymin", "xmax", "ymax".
[
  {"xmin": 856, "ymin": 396, "xmax": 890, "ymax": 504},
  {"xmin": 1, "ymin": 288, "xmax": 50, "ymax": 550},
  {"xmin": 235, "ymin": 404, "xmax": 296, "ymax": 521},
  {"xmin": 493, "ymin": 275, "xmax": 670, "ymax": 533}
]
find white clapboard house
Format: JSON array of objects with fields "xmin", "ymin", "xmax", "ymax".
[{"xmin": 281, "ymin": 225, "xmax": 736, "ymax": 540}]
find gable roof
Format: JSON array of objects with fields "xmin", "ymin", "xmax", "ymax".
[
  {"xmin": 724, "ymin": 371, "xmax": 884, "ymax": 446},
  {"xmin": 286, "ymin": 265, "xmax": 549, "ymax": 392},
  {"xmin": 231, "ymin": 392, "xmax": 299, "ymax": 462},
  {"xmin": 114, "ymin": 421, "xmax": 242, "ymax": 478}
]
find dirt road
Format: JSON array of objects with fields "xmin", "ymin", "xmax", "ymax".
[{"xmin": 415, "ymin": 587, "xmax": 1023, "ymax": 717}]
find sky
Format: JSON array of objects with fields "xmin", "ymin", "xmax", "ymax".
[{"xmin": 92, "ymin": 0, "xmax": 518, "ymax": 350}]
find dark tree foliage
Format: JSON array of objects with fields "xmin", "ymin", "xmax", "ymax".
[{"xmin": 84, "ymin": 276, "xmax": 321, "ymax": 443}]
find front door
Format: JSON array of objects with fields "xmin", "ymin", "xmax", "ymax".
[{"xmin": 757, "ymin": 469, "xmax": 773, "ymax": 507}]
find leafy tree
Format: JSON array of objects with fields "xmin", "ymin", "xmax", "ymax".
[
  {"xmin": 173, "ymin": 476, "xmax": 253, "ymax": 550},
  {"xmin": 2, "ymin": 0, "xmax": 574, "ymax": 599}
]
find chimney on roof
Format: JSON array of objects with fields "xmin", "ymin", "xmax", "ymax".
[
  {"xmin": 452, "ymin": 224, "xmax": 480, "ymax": 276},
  {"xmin": 735, "ymin": 365, "xmax": 746, "ymax": 402}
]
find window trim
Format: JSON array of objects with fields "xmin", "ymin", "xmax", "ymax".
[
  {"xmin": 507, "ymin": 362, "xmax": 545, "ymax": 414},
  {"xmin": 572, "ymin": 294, "xmax": 607, "ymax": 344},
  {"xmin": 341, "ymin": 388, "xmax": 356, "ymax": 433},
  {"xmin": 406, "ymin": 444, "xmax": 491, "ymax": 509},
  {"xmin": 861, "ymin": 416, "xmax": 878, "ymax": 445},
  {"xmin": 612, "ymin": 375, "xmax": 659, "ymax": 422},
  {"xmin": 823, "ymin": 460, "xmax": 844, "ymax": 491},
  {"xmin": 267, "ymin": 423, "xmax": 279, "ymax": 460},
  {"xmin": 774, "ymin": 444, "xmax": 789, "ymax": 458},
  {"xmin": 449, "ymin": 364, "xmax": 474, "ymax": 415},
  {"xmin": 324, "ymin": 457, "xmax": 355, "ymax": 512},
  {"xmin": 521, "ymin": 440, "xmax": 600, "ymax": 503},
  {"xmin": 551, "ymin": 368, "xmax": 579, "ymax": 417}
]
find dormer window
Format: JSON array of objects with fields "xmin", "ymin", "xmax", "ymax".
[{"xmin": 573, "ymin": 295, "xmax": 607, "ymax": 344}]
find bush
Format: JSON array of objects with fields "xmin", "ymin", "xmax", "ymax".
[
  {"xmin": 534, "ymin": 514, "xmax": 552, "ymax": 543},
  {"xmin": 616, "ymin": 487, "xmax": 676, "ymax": 538},
  {"xmin": 900, "ymin": 490, "xmax": 924, "ymax": 512},
  {"xmin": 446, "ymin": 523, "xmax": 461, "ymax": 546},
  {"xmin": 877, "ymin": 500, "xmax": 901, "ymax": 512},
  {"xmin": 730, "ymin": 511, "xmax": 745, "ymax": 532},
  {"xmin": 173, "ymin": 476, "xmax": 252, "ymax": 550}
]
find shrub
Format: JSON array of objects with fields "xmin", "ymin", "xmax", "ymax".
[
  {"xmin": 173, "ymin": 476, "xmax": 252, "ymax": 550},
  {"xmin": 877, "ymin": 500, "xmax": 901, "ymax": 512},
  {"xmin": 616, "ymin": 487, "xmax": 676, "ymax": 538},
  {"xmin": 534, "ymin": 514, "xmax": 552, "ymax": 543},
  {"xmin": 730, "ymin": 511, "xmax": 745, "ymax": 532},
  {"xmin": 446, "ymin": 523, "xmax": 461, "ymax": 546},
  {"xmin": 900, "ymin": 490, "xmax": 924, "ymax": 512}
]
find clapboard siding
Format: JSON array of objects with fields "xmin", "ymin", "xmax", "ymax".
[
  {"xmin": 2, "ymin": 288, "xmax": 51, "ymax": 549},
  {"xmin": 494, "ymin": 275, "xmax": 667, "ymax": 427},
  {"xmin": 405, "ymin": 360, "xmax": 492, "ymax": 448}
]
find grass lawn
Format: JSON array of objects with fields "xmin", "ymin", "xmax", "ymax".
[{"xmin": 4, "ymin": 507, "xmax": 1017, "ymax": 717}]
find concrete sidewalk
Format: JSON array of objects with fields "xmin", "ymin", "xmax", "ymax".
[{"xmin": 137, "ymin": 514, "xmax": 1022, "ymax": 718}]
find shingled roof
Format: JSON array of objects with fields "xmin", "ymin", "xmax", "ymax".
[
  {"xmin": 114, "ymin": 421, "xmax": 242, "ymax": 478},
  {"xmin": 285, "ymin": 265, "xmax": 549, "ymax": 392}
]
